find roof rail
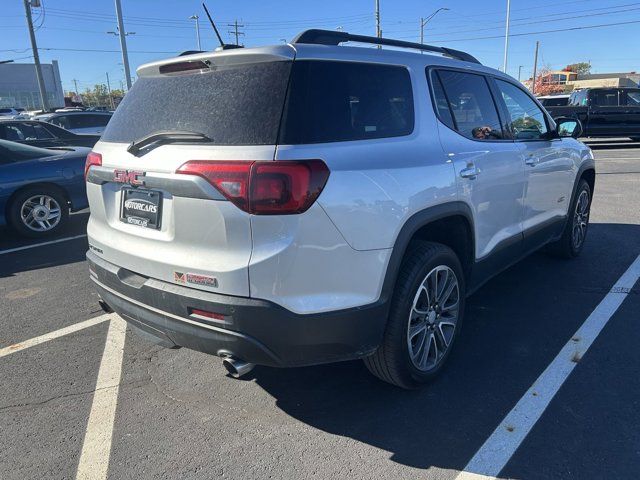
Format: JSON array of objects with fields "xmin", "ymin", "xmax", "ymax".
[{"xmin": 291, "ymin": 29, "xmax": 481, "ymax": 65}]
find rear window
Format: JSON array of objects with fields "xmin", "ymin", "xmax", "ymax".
[
  {"xmin": 101, "ymin": 61, "xmax": 293, "ymax": 145},
  {"xmin": 279, "ymin": 61, "xmax": 414, "ymax": 144},
  {"xmin": 540, "ymin": 97, "xmax": 568, "ymax": 107}
]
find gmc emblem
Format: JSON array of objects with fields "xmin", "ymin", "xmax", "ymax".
[{"xmin": 114, "ymin": 169, "xmax": 145, "ymax": 186}]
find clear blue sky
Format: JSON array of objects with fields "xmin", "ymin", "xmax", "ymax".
[{"xmin": 2, "ymin": 0, "xmax": 640, "ymax": 93}]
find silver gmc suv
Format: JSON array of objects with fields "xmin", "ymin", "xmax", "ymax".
[{"xmin": 85, "ymin": 30, "xmax": 595, "ymax": 388}]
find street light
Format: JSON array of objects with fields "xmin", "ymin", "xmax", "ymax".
[
  {"xmin": 420, "ymin": 8, "xmax": 449, "ymax": 45},
  {"xmin": 189, "ymin": 15, "xmax": 201, "ymax": 50}
]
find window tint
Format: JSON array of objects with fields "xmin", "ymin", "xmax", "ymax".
[
  {"xmin": 49, "ymin": 115, "xmax": 70, "ymax": 129},
  {"xmin": 540, "ymin": 97, "xmax": 568, "ymax": 107},
  {"xmin": 624, "ymin": 91, "xmax": 640, "ymax": 106},
  {"xmin": 430, "ymin": 71, "xmax": 455, "ymax": 130},
  {"xmin": 592, "ymin": 90, "xmax": 619, "ymax": 106},
  {"xmin": 2, "ymin": 122, "xmax": 55, "ymax": 141},
  {"xmin": 435, "ymin": 70, "xmax": 503, "ymax": 140},
  {"xmin": 280, "ymin": 61, "xmax": 414, "ymax": 144},
  {"xmin": 103, "ymin": 61, "xmax": 292, "ymax": 145},
  {"xmin": 496, "ymin": 80, "xmax": 548, "ymax": 140},
  {"xmin": 71, "ymin": 114, "xmax": 111, "ymax": 128}
]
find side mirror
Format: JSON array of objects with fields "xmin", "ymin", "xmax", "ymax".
[{"xmin": 555, "ymin": 117, "xmax": 583, "ymax": 139}]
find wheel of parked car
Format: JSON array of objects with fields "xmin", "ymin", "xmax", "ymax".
[
  {"xmin": 7, "ymin": 187, "xmax": 69, "ymax": 238},
  {"xmin": 364, "ymin": 242, "xmax": 466, "ymax": 389},
  {"xmin": 548, "ymin": 179, "xmax": 592, "ymax": 258}
]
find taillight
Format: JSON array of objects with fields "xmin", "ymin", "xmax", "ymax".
[
  {"xmin": 176, "ymin": 160, "xmax": 330, "ymax": 215},
  {"xmin": 85, "ymin": 151, "xmax": 102, "ymax": 179}
]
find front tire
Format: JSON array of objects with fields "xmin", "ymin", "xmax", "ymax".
[
  {"xmin": 548, "ymin": 179, "xmax": 591, "ymax": 259},
  {"xmin": 7, "ymin": 187, "xmax": 69, "ymax": 238},
  {"xmin": 364, "ymin": 242, "xmax": 465, "ymax": 389}
]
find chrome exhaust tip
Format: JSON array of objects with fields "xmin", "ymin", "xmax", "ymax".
[{"xmin": 222, "ymin": 357, "xmax": 255, "ymax": 378}]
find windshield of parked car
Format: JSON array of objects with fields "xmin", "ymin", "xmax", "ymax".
[{"xmin": 0, "ymin": 138, "xmax": 56, "ymax": 164}]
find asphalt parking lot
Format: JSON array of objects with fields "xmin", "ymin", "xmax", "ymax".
[{"xmin": 1, "ymin": 139, "xmax": 639, "ymax": 480}]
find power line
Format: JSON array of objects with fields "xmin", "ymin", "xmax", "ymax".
[
  {"xmin": 390, "ymin": 3, "xmax": 640, "ymax": 39},
  {"xmin": 227, "ymin": 20, "xmax": 244, "ymax": 46},
  {"xmin": 416, "ymin": 18, "xmax": 640, "ymax": 43}
]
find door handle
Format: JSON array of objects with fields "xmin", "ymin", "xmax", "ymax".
[
  {"xmin": 459, "ymin": 165, "xmax": 479, "ymax": 179},
  {"xmin": 525, "ymin": 155, "xmax": 539, "ymax": 166}
]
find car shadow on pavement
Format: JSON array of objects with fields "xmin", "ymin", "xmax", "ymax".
[
  {"xmin": 249, "ymin": 223, "xmax": 640, "ymax": 474},
  {"xmin": 0, "ymin": 211, "xmax": 89, "ymax": 278}
]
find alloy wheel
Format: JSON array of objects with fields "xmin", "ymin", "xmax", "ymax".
[
  {"xmin": 20, "ymin": 195, "xmax": 62, "ymax": 232},
  {"xmin": 407, "ymin": 265, "xmax": 460, "ymax": 372},
  {"xmin": 572, "ymin": 190, "xmax": 590, "ymax": 250}
]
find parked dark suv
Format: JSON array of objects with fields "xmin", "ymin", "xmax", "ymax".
[{"xmin": 546, "ymin": 87, "xmax": 640, "ymax": 140}]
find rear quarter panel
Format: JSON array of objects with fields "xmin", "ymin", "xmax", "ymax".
[{"xmin": 259, "ymin": 51, "xmax": 459, "ymax": 312}]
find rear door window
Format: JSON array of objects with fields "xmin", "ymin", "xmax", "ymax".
[
  {"xmin": 592, "ymin": 90, "xmax": 619, "ymax": 106},
  {"xmin": 432, "ymin": 70, "xmax": 504, "ymax": 141},
  {"xmin": 6, "ymin": 122, "xmax": 55, "ymax": 140},
  {"xmin": 279, "ymin": 61, "xmax": 414, "ymax": 144}
]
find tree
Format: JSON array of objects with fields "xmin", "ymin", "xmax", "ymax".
[
  {"xmin": 532, "ymin": 67, "xmax": 565, "ymax": 96},
  {"xmin": 564, "ymin": 62, "xmax": 591, "ymax": 75}
]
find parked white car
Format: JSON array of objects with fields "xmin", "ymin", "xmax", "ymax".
[{"xmin": 85, "ymin": 29, "xmax": 595, "ymax": 388}]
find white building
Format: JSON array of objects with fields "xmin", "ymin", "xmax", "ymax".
[{"xmin": 0, "ymin": 60, "xmax": 65, "ymax": 109}]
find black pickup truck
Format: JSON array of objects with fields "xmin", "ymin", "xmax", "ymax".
[{"xmin": 545, "ymin": 87, "xmax": 640, "ymax": 140}]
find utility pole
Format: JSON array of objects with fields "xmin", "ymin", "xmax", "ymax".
[
  {"xmin": 189, "ymin": 15, "xmax": 201, "ymax": 50},
  {"xmin": 227, "ymin": 20, "xmax": 244, "ymax": 46},
  {"xmin": 375, "ymin": 0, "xmax": 381, "ymax": 48},
  {"xmin": 532, "ymin": 41, "xmax": 539, "ymax": 95},
  {"xmin": 420, "ymin": 8, "xmax": 449, "ymax": 45},
  {"xmin": 114, "ymin": 0, "xmax": 132, "ymax": 90},
  {"xmin": 106, "ymin": 72, "xmax": 115, "ymax": 109},
  {"xmin": 518, "ymin": 65, "xmax": 523, "ymax": 82},
  {"xmin": 503, "ymin": 0, "xmax": 511, "ymax": 73},
  {"xmin": 73, "ymin": 78, "xmax": 79, "ymax": 95},
  {"xmin": 23, "ymin": 0, "xmax": 49, "ymax": 111}
]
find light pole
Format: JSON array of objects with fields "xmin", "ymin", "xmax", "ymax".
[
  {"xmin": 113, "ymin": 0, "xmax": 132, "ymax": 91},
  {"xmin": 420, "ymin": 8, "xmax": 449, "ymax": 45},
  {"xmin": 23, "ymin": 0, "xmax": 49, "ymax": 111},
  {"xmin": 503, "ymin": 0, "xmax": 511, "ymax": 72},
  {"xmin": 518, "ymin": 65, "xmax": 523, "ymax": 82},
  {"xmin": 189, "ymin": 15, "xmax": 201, "ymax": 50}
]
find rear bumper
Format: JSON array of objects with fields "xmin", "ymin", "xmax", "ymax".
[{"xmin": 87, "ymin": 251, "xmax": 387, "ymax": 367}]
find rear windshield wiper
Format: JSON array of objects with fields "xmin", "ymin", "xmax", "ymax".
[{"xmin": 127, "ymin": 131, "xmax": 212, "ymax": 156}]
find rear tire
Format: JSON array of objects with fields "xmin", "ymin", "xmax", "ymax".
[
  {"xmin": 7, "ymin": 187, "xmax": 69, "ymax": 238},
  {"xmin": 364, "ymin": 241, "xmax": 465, "ymax": 389},
  {"xmin": 547, "ymin": 179, "xmax": 591, "ymax": 259}
]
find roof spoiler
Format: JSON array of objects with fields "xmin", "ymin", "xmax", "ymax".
[{"xmin": 291, "ymin": 29, "xmax": 481, "ymax": 65}]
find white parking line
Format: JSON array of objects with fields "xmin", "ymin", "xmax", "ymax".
[
  {"xmin": 0, "ymin": 313, "xmax": 113, "ymax": 358},
  {"xmin": 0, "ymin": 234, "xmax": 87, "ymax": 255},
  {"xmin": 76, "ymin": 316, "xmax": 127, "ymax": 480},
  {"xmin": 456, "ymin": 254, "xmax": 640, "ymax": 480}
]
